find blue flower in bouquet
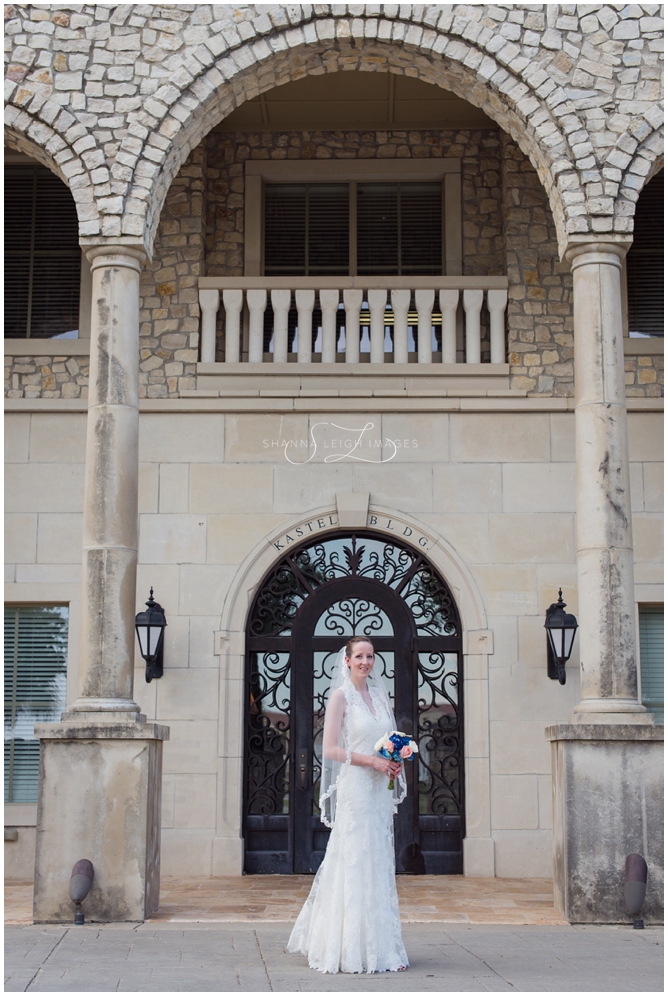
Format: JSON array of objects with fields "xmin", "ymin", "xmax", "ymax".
[{"xmin": 373, "ymin": 730, "xmax": 418, "ymax": 789}]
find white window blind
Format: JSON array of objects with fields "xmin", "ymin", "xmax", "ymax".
[
  {"xmin": 638, "ymin": 605, "xmax": 663, "ymax": 725},
  {"xmin": 4, "ymin": 164, "xmax": 81, "ymax": 339},
  {"xmin": 4, "ymin": 606, "xmax": 68, "ymax": 803}
]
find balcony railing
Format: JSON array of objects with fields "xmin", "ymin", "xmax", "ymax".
[{"xmin": 197, "ymin": 277, "xmax": 508, "ymax": 366}]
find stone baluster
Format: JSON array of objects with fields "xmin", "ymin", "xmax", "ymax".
[
  {"xmin": 463, "ymin": 289, "xmax": 483, "ymax": 364},
  {"xmin": 198, "ymin": 289, "xmax": 220, "ymax": 364},
  {"xmin": 567, "ymin": 241, "xmax": 647, "ymax": 722},
  {"xmin": 319, "ymin": 289, "xmax": 339, "ymax": 364},
  {"xmin": 222, "ymin": 289, "xmax": 243, "ymax": 363},
  {"xmin": 368, "ymin": 289, "xmax": 388, "ymax": 364},
  {"xmin": 296, "ymin": 289, "xmax": 315, "ymax": 364},
  {"xmin": 488, "ymin": 289, "xmax": 508, "ymax": 364},
  {"xmin": 247, "ymin": 289, "xmax": 267, "ymax": 363},
  {"xmin": 271, "ymin": 289, "xmax": 291, "ymax": 364},
  {"xmin": 440, "ymin": 289, "xmax": 459, "ymax": 364},
  {"xmin": 391, "ymin": 289, "xmax": 411, "ymax": 364},
  {"xmin": 416, "ymin": 289, "xmax": 435, "ymax": 364},
  {"xmin": 343, "ymin": 288, "xmax": 363, "ymax": 364}
]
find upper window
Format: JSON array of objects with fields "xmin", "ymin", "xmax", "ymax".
[
  {"xmin": 4, "ymin": 606, "xmax": 68, "ymax": 803},
  {"xmin": 263, "ymin": 181, "xmax": 443, "ymax": 277},
  {"xmin": 626, "ymin": 170, "xmax": 663, "ymax": 338},
  {"xmin": 5, "ymin": 163, "xmax": 81, "ymax": 339}
]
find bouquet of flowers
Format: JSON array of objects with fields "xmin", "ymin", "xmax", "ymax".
[{"xmin": 373, "ymin": 731, "xmax": 418, "ymax": 790}]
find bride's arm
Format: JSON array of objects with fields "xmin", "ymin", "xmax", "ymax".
[{"xmin": 323, "ymin": 689, "xmax": 401, "ymax": 775}]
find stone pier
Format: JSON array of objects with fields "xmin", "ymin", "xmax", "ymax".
[{"xmin": 548, "ymin": 241, "xmax": 663, "ymax": 924}]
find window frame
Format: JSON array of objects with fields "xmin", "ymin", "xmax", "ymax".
[
  {"xmin": 244, "ymin": 159, "xmax": 462, "ymax": 278},
  {"xmin": 4, "ymin": 603, "xmax": 70, "ymax": 808}
]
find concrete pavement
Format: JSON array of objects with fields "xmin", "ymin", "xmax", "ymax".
[{"xmin": 4, "ymin": 922, "xmax": 663, "ymax": 992}]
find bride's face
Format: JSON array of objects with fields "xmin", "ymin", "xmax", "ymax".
[{"xmin": 345, "ymin": 642, "xmax": 375, "ymax": 680}]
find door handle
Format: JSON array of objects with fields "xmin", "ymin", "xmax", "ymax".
[{"xmin": 298, "ymin": 750, "xmax": 308, "ymax": 790}]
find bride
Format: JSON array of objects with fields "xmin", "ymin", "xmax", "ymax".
[{"xmin": 287, "ymin": 636, "xmax": 409, "ymax": 974}]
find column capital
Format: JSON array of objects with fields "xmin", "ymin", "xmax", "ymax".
[
  {"xmin": 565, "ymin": 237, "xmax": 632, "ymax": 267},
  {"xmin": 85, "ymin": 244, "xmax": 148, "ymax": 270}
]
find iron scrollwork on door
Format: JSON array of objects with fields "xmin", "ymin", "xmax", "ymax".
[{"xmin": 244, "ymin": 531, "xmax": 464, "ymax": 874}]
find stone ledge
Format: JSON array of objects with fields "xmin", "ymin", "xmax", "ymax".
[
  {"xmin": 546, "ymin": 723, "xmax": 664, "ymax": 742},
  {"xmin": 623, "ymin": 338, "xmax": 664, "ymax": 355},
  {"xmin": 4, "ymin": 339, "xmax": 91, "ymax": 356},
  {"xmin": 34, "ymin": 722, "xmax": 170, "ymax": 741},
  {"xmin": 4, "ymin": 396, "xmax": 663, "ymax": 414}
]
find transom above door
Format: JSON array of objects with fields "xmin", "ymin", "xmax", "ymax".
[{"xmin": 243, "ymin": 531, "xmax": 465, "ymax": 875}]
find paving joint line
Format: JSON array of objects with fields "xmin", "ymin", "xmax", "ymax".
[
  {"xmin": 24, "ymin": 927, "xmax": 69, "ymax": 993},
  {"xmin": 254, "ymin": 928, "xmax": 274, "ymax": 992},
  {"xmin": 445, "ymin": 931, "xmax": 521, "ymax": 992}
]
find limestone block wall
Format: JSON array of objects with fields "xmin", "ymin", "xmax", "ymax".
[{"xmin": 4, "ymin": 406, "xmax": 663, "ymax": 879}]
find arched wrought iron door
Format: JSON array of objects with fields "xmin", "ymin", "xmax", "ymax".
[{"xmin": 243, "ymin": 532, "xmax": 464, "ymax": 874}]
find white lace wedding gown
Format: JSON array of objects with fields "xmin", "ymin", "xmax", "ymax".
[{"xmin": 287, "ymin": 682, "xmax": 408, "ymax": 974}]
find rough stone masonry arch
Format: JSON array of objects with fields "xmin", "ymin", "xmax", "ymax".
[{"xmin": 4, "ymin": 5, "xmax": 663, "ymax": 257}]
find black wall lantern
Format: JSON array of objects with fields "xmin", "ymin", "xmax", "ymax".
[
  {"xmin": 544, "ymin": 589, "xmax": 578, "ymax": 685},
  {"xmin": 135, "ymin": 588, "xmax": 167, "ymax": 683}
]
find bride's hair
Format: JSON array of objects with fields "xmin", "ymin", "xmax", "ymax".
[{"xmin": 345, "ymin": 635, "xmax": 374, "ymax": 658}]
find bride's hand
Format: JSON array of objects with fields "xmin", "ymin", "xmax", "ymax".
[{"xmin": 371, "ymin": 756, "xmax": 401, "ymax": 778}]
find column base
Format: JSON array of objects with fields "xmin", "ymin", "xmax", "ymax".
[
  {"xmin": 33, "ymin": 720, "xmax": 169, "ymax": 923},
  {"xmin": 572, "ymin": 698, "xmax": 653, "ymax": 724},
  {"xmin": 547, "ymin": 723, "xmax": 663, "ymax": 924}
]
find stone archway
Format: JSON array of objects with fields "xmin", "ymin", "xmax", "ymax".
[
  {"xmin": 5, "ymin": 8, "xmax": 663, "ymax": 253},
  {"xmin": 213, "ymin": 503, "xmax": 494, "ymax": 878}
]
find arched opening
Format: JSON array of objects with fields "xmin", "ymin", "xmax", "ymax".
[{"xmin": 243, "ymin": 530, "xmax": 464, "ymax": 876}]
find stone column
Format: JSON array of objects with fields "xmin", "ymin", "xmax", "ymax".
[
  {"xmin": 547, "ymin": 240, "xmax": 662, "ymax": 926},
  {"xmin": 567, "ymin": 240, "xmax": 648, "ymax": 723},
  {"xmin": 34, "ymin": 245, "xmax": 169, "ymax": 923},
  {"xmin": 69, "ymin": 247, "xmax": 145, "ymax": 717}
]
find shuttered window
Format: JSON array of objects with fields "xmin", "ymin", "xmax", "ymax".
[
  {"xmin": 264, "ymin": 183, "xmax": 349, "ymax": 276},
  {"xmin": 357, "ymin": 182, "xmax": 442, "ymax": 275},
  {"xmin": 4, "ymin": 606, "xmax": 68, "ymax": 803},
  {"xmin": 5, "ymin": 164, "xmax": 81, "ymax": 339},
  {"xmin": 263, "ymin": 181, "xmax": 442, "ymax": 276},
  {"xmin": 626, "ymin": 170, "xmax": 663, "ymax": 337},
  {"xmin": 638, "ymin": 605, "xmax": 663, "ymax": 725}
]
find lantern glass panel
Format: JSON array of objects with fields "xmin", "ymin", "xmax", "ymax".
[
  {"xmin": 136, "ymin": 625, "xmax": 149, "ymax": 658},
  {"xmin": 563, "ymin": 625, "xmax": 576, "ymax": 659},
  {"xmin": 149, "ymin": 626, "xmax": 162, "ymax": 655}
]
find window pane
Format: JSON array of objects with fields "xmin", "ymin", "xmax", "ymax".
[
  {"xmin": 4, "ymin": 165, "xmax": 81, "ymax": 339},
  {"xmin": 264, "ymin": 184, "xmax": 306, "ymax": 275},
  {"xmin": 308, "ymin": 184, "xmax": 349, "ymax": 275},
  {"xmin": 357, "ymin": 183, "xmax": 399, "ymax": 275},
  {"xmin": 4, "ymin": 606, "xmax": 68, "ymax": 803},
  {"xmin": 400, "ymin": 182, "xmax": 442, "ymax": 275},
  {"xmin": 627, "ymin": 170, "xmax": 663, "ymax": 337},
  {"xmin": 639, "ymin": 605, "xmax": 663, "ymax": 724}
]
